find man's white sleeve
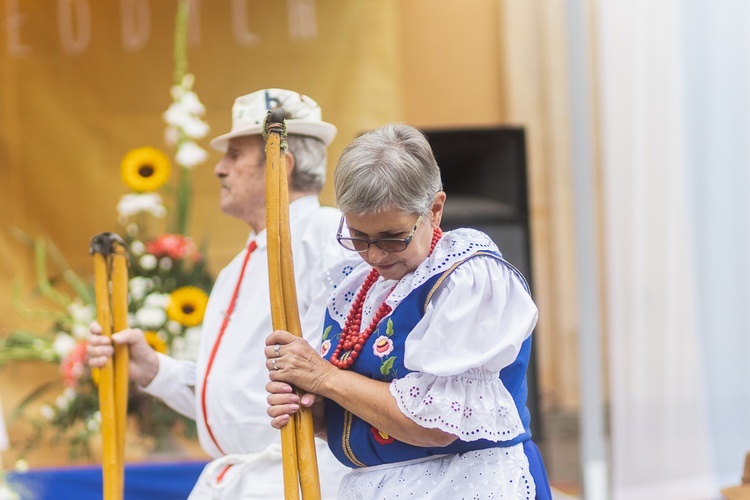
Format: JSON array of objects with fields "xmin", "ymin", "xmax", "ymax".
[{"xmin": 140, "ymin": 352, "xmax": 197, "ymax": 419}]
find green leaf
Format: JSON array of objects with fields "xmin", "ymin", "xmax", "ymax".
[
  {"xmin": 44, "ymin": 236, "xmax": 95, "ymax": 305},
  {"xmin": 34, "ymin": 238, "xmax": 71, "ymax": 308},
  {"xmin": 11, "ymin": 278, "xmax": 67, "ymax": 322},
  {"xmin": 380, "ymin": 356, "xmax": 396, "ymax": 376},
  {"xmin": 7, "ymin": 329, "xmax": 53, "ymax": 343},
  {"xmin": 322, "ymin": 325, "xmax": 332, "ymax": 340},
  {"xmin": 386, "ymin": 318, "xmax": 394, "ymax": 337}
]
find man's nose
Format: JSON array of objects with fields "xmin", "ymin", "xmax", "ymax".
[{"xmin": 214, "ymin": 159, "xmax": 227, "ymax": 177}]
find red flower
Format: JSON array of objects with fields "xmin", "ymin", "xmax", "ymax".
[
  {"xmin": 146, "ymin": 234, "xmax": 201, "ymax": 262},
  {"xmin": 61, "ymin": 342, "xmax": 87, "ymax": 387},
  {"xmin": 370, "ymin": 426, "xmax": 394, "ymax": 445}
]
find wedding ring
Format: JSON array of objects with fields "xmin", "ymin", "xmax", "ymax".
[
  {"xmin": 271, "ymin": 358, "xmax": 279, "ymax": 371},
  {"xmin": 274, "ymin": 343, "xmax": 280, "ymax": 358}
]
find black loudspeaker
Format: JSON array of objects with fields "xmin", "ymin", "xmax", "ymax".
[{"xmin": 422, "ymin": 126, "xmax": 542, "ymax": 441}]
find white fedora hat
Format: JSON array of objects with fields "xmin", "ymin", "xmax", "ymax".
[{"xmin": 210, "ymin": 88, "xmax": 337, "ymax": 151}]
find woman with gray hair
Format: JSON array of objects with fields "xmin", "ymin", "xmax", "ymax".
[{"xmin": 265, "ymin": 123, "xmax": 552, "ymax": 499}]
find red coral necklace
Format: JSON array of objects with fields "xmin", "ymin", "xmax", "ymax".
[{"xmin": 330, "ymin": 226, "xmax": 443, "ymax": 369}]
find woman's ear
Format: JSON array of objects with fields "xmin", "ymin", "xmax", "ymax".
[{"xmin": 431, "ymin": 191, "xmax": 446, "ymax": 227}]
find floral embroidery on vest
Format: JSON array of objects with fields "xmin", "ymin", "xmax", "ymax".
[
  {"xmin": 373, "ymin": 318, "xmax": 398, "ymax": 379},
  {"xmin": 370, "ymin": 426, "xmax": 394, "ymax": 445},
  {"xmin": 321, "ymin": 325, "xmax": 337, "ymax": 357}
]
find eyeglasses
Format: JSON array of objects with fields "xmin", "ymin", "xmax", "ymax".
[{"xmin": 337, "ymin": 214, "xmax": 423, "ymax": 253}]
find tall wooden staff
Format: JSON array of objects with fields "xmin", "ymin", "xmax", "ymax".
[
  {"xmin": 90, "ymin": 233, "xmax": 130, "ymax": 500},
  {"xmin": 264, "ymin": 109, "xmax": 322, "ymax": 499}
]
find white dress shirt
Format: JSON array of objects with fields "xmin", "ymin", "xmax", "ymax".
[{"xmin": 143, "ymin": 195, "xmax": 350, "ymax": 499}]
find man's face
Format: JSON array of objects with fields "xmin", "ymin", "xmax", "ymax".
[{"xmin": 213, "ymin": 135, "xmax": 266, "ymax": 227}]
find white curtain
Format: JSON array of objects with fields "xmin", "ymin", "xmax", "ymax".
[
  {"xmin": 681, "ymin": 0, "xmax": 750, "ymax": 490},
  {"xmin": 596, "ymin": 0, "xmax": 750, "ymax": 498}
]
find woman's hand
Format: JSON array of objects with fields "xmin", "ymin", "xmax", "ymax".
[
  {"xmin": 86, "ymin": 322, "xmax": 159, "ymax": 387},
  {"xmin": 264, "ymin": 330, "xmax": 336, "ymax": 395},
  {"xmin": 265, "ymin": 379, "xmax": 301, "ymax": 429},
  {"xmin": 264, "ymin": 330, "xmax": 335, "ymax": 430},
  {"xmin": 264, "ymin": 331, "xmax": 458, "ymax": 448}
]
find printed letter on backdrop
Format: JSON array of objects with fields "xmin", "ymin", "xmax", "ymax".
[
  {"xmin": 231, "ymin": 0, "xmax": 260, "ymax": 47},
  {"xmin": 58, "ymin": 0, "xmax": 91, "ymax": 56},
  {"xmin": 119, "ymin": 0, "xmax": 151, "ymax": 52},
  {"xmin": 288, "ymin": 0, "xmax": 317, "ymax": 40},
  {"xmin": 6, "ymin": 0, "xmax": 31, "ymax": 57}
]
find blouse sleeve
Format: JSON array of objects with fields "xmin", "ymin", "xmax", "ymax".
[
  {"xmin": 404, "ymin": 255, "xmax": 537, "ymax": 376},
  {"xmin": 389, "ymin": 255, "xmax": 538, "ymax": 441},
  {"xmin": 300, "ymin": 284, "xmax": 331, "ymax": 351}
]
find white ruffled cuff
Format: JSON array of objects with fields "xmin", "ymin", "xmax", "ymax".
[{"xmin": 389, "ymin": 370, "xmax": 525, "ymax": 442}]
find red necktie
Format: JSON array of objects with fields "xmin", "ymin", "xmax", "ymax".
[{"xmin": 200, "ymin": 240, "xmax": 258, "ymax": 454}]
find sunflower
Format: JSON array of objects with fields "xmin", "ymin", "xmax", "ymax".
[
  {"xmin": 120, "ymin": 146, "xmax": 171, "ymax": 192},
  {"xmin": 144, "ymin": 331, "xmax": 168, "ymax": 353},
  {"xmin": 167, "ymin": 286, "xmax": 208, "ymax": 327}
]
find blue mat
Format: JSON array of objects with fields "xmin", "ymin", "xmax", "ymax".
[{"xmin": 7, "ymin": 460, "xmax": 207, "ymax": 499}]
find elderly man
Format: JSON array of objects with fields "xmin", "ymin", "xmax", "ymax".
[{"xmin": 88, "ymin": 89, "xmax": 349, "ymax": 498}]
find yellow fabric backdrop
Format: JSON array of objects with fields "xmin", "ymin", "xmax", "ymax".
[
  {"xmin": 0, "ymin": 0, "xmax": 400, "ymax": 465},
  {"xmin": 1, "ymin": 2, "xmax": 583, "ymax": 478}
]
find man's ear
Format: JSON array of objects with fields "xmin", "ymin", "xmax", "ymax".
[{"xmin": 284, "ymin": 151, "xmax": 295, "ymax": 179}]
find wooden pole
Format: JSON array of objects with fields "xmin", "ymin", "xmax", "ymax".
[
  {"xmin": 265, "ymin": 111, "xmax": 301, "ymax": 500},
  {"xmin": 92, "ymin": 251, "xmax": 119, "ymax": 500},
  {"xmin": 90, "ymin": 233, "xmax": 129, "ymax": 500},
  {"xmin": 110, "ymin": 241, "xmax": 129, "ymax": 493},
  {"xmin": 264, "ymin": 109, "xmax": 321, "ymax": 499},
  {"xmin": 277, "ymin": 139, "xmax": 321, "ymax": 499}
]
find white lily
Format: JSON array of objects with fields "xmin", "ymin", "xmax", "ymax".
[
  {"xmin": 129, "ymin": 239, "xmax": 146, "ymax": 255},
  {"xmin": 139, "ymin": 254, "xmax": 158, "ymax": 271},
  {"xmin": 163, "ymin": 101, "xmax": 209, "ymax": 140},
  {"xmin": 144, "ymin": 293, "xmax": 170, "ymax": 309},
  {"xmin": 117, "ymin": 193, "xmax": 166, "ymax": 224},
  {"xmin": 129, "ymin": 276, "xmax": 154, "ymax": 300},
  {"xmin": 71, "ymin": 323, "xmax": 90, "ymax": 340},
  {"xmin": 164, "ymin": 125, "xmax": 180, "ymax": 148},
  {"xmin": 176, "ymin": 140, "xmax": 208, "ymax": 169},
  {"xmin": 52, "ymin": 334, "xmax": 76, "ymax": 358},
  {"xmin": 172, "ymin": 78, "xmax": 206, "ymax": 116},
  {"xmin": 67, "ymin": 300, "xmax": 95, "ymax": 324},
  {"xmin": 134, "ymin": 306, "xmax": 167, "ymax": 329}
]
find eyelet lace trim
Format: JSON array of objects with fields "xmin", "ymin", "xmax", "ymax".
[
  {"xmin": 324, "ymin": 228, "xmax": 499, "ymax": 326},
  {"xmin": 389, "ymin": 369, "xmax": 524, "ymax": 442},
  {"xmin": 338, "ymin": 445, "xmax": 536, "ymax": 499}
]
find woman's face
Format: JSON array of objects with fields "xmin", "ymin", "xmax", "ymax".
[{"xmin": 343, "ymin": 193, "xmax": 445, "ymax": 281}]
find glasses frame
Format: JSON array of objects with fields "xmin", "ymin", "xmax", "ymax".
[{"xmin": 336, "ymin": 214, "xmax": 424, "ymax": 253}]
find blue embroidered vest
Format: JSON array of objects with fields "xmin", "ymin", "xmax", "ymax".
[{"xmin": 321, "ymin": 250, "xmax": 534, "ymax": 468}]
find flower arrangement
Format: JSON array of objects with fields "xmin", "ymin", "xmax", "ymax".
[{"xmin": 1, "ymin": 0, "xmax": 213, "ymax": 461}]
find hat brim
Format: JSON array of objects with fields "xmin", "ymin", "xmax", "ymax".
[{"xmin": 210, "ymin": 120, "xmax": 337, "ymax": 152}]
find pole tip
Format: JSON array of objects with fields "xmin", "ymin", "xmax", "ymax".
[{"xmin": 89, "ymin": 232, "xmax": 126, "ymax": 255}]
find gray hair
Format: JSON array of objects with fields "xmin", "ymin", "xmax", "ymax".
[
  {"xmin": 334, "ymin": 123, "xmax": 443, "ymax": 215},
  {"xmin": 287, "ymin": 135, "xmax": 328, "ymax": 193},
  {"xmin": 258, "ymin": 135, "xmax": 328, "ymax": 193}
]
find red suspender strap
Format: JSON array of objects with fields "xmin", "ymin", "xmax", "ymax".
[{"xmin": 200, "ymin": 240, "xmax": 258, "ymax": 454}]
